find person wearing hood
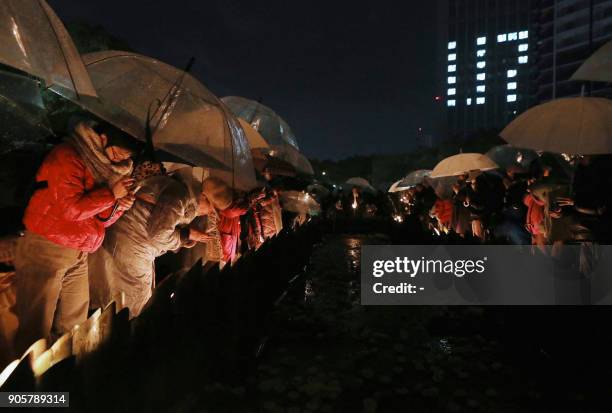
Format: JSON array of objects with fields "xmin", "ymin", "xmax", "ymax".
[
  {"xmin": 202, "ymin": 177, "xmax": 263, "ymax": 265},
  {"xmin": 13, "ymin": 119, "xmax": 139, "ymax": 354},
  {"xmin": 88, "ymin": 167, "xmax": 213, "ymax": 318}
]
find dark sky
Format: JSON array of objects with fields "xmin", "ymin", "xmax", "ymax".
[{"xmin": 50, "ymin": 0, "xmax": 439, "ymax": 160}]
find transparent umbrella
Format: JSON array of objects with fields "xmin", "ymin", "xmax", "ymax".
[
  {"xmin": 222, "ymin": 96, "xmax": 299, "ymax": 149},
  {"xmin": 399, "ymin": 169, "xmax": 432, "ymax": 187},
  {"xmin": 0, "ymin": 0, "xmax": 96, "ymax": 99},
  {"xmin": 0, "ymin": 69, "xmax": 51, "ymax": 153},
  {"xmin": 279, "ymin": 190, "xmax": 321, "ymax": 215},
  {"xmin": 345, "ymin": 177, "xmax": 377, "ymax": 195},
  {"xmin": 0, "ymin": 0, "xmax": 98, "ymax": 151},
  {"xmin": 71, "ymin": 51, "xmax": 257, "ymax": 191},
  {"xmin": 485, "ymin": 145, "xmax": 538, "ymax": 170}
]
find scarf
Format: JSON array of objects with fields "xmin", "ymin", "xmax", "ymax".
[{"xmin": 66, "ymin": 122, "xmax": 133, "ymax": 186}]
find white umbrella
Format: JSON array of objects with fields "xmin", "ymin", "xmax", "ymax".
[
  {"xmin": 500, "ymin": 97, "xmax": 612, "ymax": 155},
  {"xmin": 571, "ymin": 40, "xmax": 612, "ymax": 83},
  {"xmin": 430, "ymin": 153, "xmax": 498, "ymax": 178}
]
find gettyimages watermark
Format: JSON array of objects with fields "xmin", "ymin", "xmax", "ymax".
[{"xmin": 361, "ymin": 244, "xmax": 612, "ymax": 305}]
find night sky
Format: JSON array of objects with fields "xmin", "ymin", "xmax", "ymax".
[{"xmin": 50, "ymin": 0, "xmax": 439, "ymax": 160}]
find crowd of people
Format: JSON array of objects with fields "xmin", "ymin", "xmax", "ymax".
[
  {"xmin": 393, "ymin": 154, "xmax": 612, "ymax": 249},
  {"xmin": 0, "ymin": 117, "xmax": 319, "ymax": 363}
]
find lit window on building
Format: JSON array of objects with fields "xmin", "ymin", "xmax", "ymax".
[
  {"xmin": 497, "ymin": 33, "xmax": 507, "ymax": 42},
  {"xmin": 448, "ymin": 76, "xmax": 456, "ymax": 84},
  {"xmin": 507, "ymin": 82, "xmax": 517, "ymax": 90},
  {"xmin": 507, "ymin": 32, "xmax": 518, "ymax": 41},
  {"xmin": 507, "ymin": 69, "xmax": 517, "ymax": 78},
  {"xmin": 518, "ymin": 44, "xmax": 528, "ymax": 52},
  {"xmin": 448, "ymin": 64, "xmax": 456, "ymax": 72},
  {"xmin": 518, "ymin": 56, "xmax": 528, "ymax": 64},
  {"xmin": 476, "ymin": 49, "xmax": 486, "ymax": 57},
  {"xmin": 466, "ymin": 98, "xmax": 472, "ymax": 105},
  {"xmin": 476, "ymin": 97, "xmax": 485, "ymax": 105},
  {"xmin": 448, "ymin": 88, "xmax": 456, "ymax": 95},
  {"xmin": 447, "ymin": 99, "xmax": 456, "ymax": 107},
  {"xmin": 476, "ymin": 73, "xmax": 485, "ymax": 81},
  {"xmin": 448, "ymin": 53, "xmax": 456, "ymax": 61},
  {"xmin": 519, "ymin": 30, "xmax": 528, "ymax": 39},
  {"xmin": 476, "ymin": 36, "xmax": 487, "ymax": 45},
  {"xmin": 507, "ymin": 94, "xmax": 517, "ymax": 102},
  {"xmin": 448, "ymin": 41, "xmax": 456, "ymax": 50},
  {"xmin": 476, "ymin": 61, "xmax": 486, "ymax": 69},
  {"xmin": 476, "ymin": 85, "xmax": 486, "ymax": 93}
]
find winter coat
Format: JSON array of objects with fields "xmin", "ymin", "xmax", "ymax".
[
  {"xmin": 524, "ymin": 193, "xmax": 546, "ymax": 235},
  {"xmin": 88, "ymin": 175, "xmax": 198, "ymax": 317},
  {"xmin": 218, "ymin": 201, "xmax": 249, "ymax": 263},
  {"xmin": 259, "ymin": 190, "xmax": 283, "ymax": 239},
  {"xmin": 432, "ymin": 199, "xmax": 453, "ymax": 228},
  {"xmin": 23, "ymin": 143, "xmax": 120, "ymax": 252}
]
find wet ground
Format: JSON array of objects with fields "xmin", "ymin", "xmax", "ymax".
[
  {"xmin": 245, "ymin": 233, "xmax": 539, "ymax": 413},
  {"xmin": 184, "ymin": 235, "xmax": 612, "ymax": 413}
]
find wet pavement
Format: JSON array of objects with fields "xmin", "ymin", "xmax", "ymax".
[
  {"xmin": 185, "ymin": 232, "xmax": 612, "ymax": 413},
  {"xmin": 245, "ymin": 233, "xmax": 541, "ymax": 412}
]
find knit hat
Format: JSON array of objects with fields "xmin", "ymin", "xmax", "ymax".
[{"xmin": 202, "ymin": 177, "xmax": 233, "ymax": 211}]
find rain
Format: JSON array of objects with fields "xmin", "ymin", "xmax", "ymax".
[{"xmin": 0, "ymin": 1, "xmax": 611, "ymax": 412}]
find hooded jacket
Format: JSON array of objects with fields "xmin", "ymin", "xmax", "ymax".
[{"xmin": 22, "ymin": 143, "xmax": 121, "ymax": 252}]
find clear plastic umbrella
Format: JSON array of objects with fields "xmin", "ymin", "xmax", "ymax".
[
  {"xmin": 399, "ymin": 169, "xmax": 432, "ymax": 187},
  {"xmin": 485, "ymin": 145, "xmax": 538, "ymax": 170},
  {"xmin": 431, "ymin": 153, "xmax": 498, "ymax": 178},
  {"xmin": 500, "ymin": 97, "xmax": 612, "ymax": 155},
  {"xmin": 0, "ymin": 0, "xmax": 96, "ymax": 99},
  {"xmin": 222, "ymin": 96, "xmax": 299, "ymax": 149},
  {"xmin": 279, "ymin": 190, "xmax": 321, "ymax": 215},
  {"xmin": 571, "ymin": 40, "xmax": 612, "ymax": 83},
  {"xmin": 72, "ymin": 51, "xmax": 257, "ymax": 191},
  {"xmin": 345, "ymin": 177, "xmax": 377, "ymax": 194},
  {"xmin": 0, "ymin": 69, "xmax": 51, "ymax": 153}
]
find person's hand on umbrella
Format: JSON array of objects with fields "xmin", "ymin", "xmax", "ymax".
[
  {"xmin": 117, "ymin": 194, "xmax": 136, "ymax": 211},
  {"xmin": 112, "ymin": 177, "xmax": 136, "ymax": 199}
]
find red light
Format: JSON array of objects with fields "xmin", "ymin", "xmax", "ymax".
[{"xmin": 434, "ymin": 96, "xmax": 442, "ymax": 101}]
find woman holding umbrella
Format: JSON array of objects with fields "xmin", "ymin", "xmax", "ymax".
[{"xmin": 13, "ymin": 119, "xmax": 139, "ymax": 354}]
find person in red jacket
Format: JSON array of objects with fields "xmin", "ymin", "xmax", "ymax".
[{"xmin": 12, "ymin": 119, "xmax": 140, "ymax": 355}]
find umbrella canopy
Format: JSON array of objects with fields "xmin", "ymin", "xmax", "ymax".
[
  {"xmin": 345, "ymin": 177, "xmax": 377, "ymax": 194},
  {"xmin": 251, "ymin": 152, "xmax": 296, "ymax": 177},
  {"xmin": 500, "ymin": 97, "xmax": 612, "ymax": 155},
  {"xmin": 306, "ymin": 183, "xmax": 330, "ymax": 200},
  {"xmin": 426, "ymin": 176, "xmax": 458, "ymax": 200},
  {"xmin": 571, "ymin": 40, "xmax": 612, "ymax": 83},
  {"xmin": 388, "ymin": 180, "xmax": 410, "ymax": 193},
  {"xmin": 485, "ymin": 145, "xmax": 538, "ymax": 170},
  {"xmin": 0, "ymin": 69, "xmax": 51, "ymax": 152},
  {"xmin": 222, "ymin": 96, "xmax": 299, "ymax": 149},
  {"xmin": 279, "ymin": 190, "xmax": 321, "ymax": 215},
  {"xmin": 430, "ymin": 153, "xmax": 499, "ymax": 178},
  {"xmin": 75, "ymin": 51, "xmax": 256, "ymax": 191},
  {"xmin": 269, "ymin": 145, "xmax": 313, "ymax": 176},
  {"xmin": 238, "ymin": 118, "xmax": 269, "ymax": 150},
  {"xmin": 0, "ymin": 0, "xmax": 96, "ymax": 98},
  {"xmin": 398, "ymin": 169, "xmax": 432, "ymax": 187}
]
